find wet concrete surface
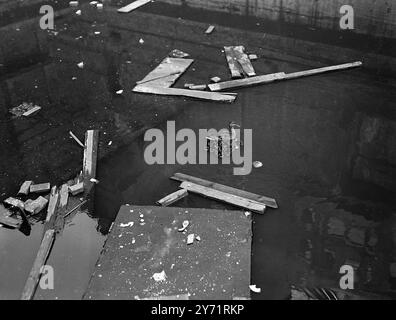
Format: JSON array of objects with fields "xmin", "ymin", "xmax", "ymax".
[{"xmin": 0, "ymin": 2, "xmax": 396, "ymax": 299}]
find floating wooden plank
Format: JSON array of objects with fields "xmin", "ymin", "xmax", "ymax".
[
  {"xmin": 156, "ymin": 189, "xmax": 188, "ymax": 206},
  {"xmin": 171, "ymin": 172, "xmax": 278, "ymax": 209},
  {"xmin": 209, "ymin": 61, "xmax": 362, "ymax": 91},
  {"xmin": 83, "ymin": 130, "xmax": 99, "ymax": 192},
  {"xmin": 4, "ymin": 197, "xmax": 25, "ymax": 209},
  {"xmin": 133, "ymin": 86, "xmax": 237, "ymax": 103},
  {"xmin": 59, "ymin": 184, "xmax": 69, "ymax": 209},
  {"xmin": 232, "ymin": 46, "xmax": 256, "ymax": 77},
  {"xmin": 224, "ymin": 46, "xmax": 243, "ymax": 79},
  {"xmin": 46, "ymin": 186, "xmax": 59, "ymax": 223},
  {"xmin": 117, "ymin": 0, "xmax": 152, "ymax": 13},
  {"xmin": 135, "ymin": 57, "xmax": 194, "ymax": 88},
  {"xmin": 84, "ymin": 206, "xmax": 251, "ymax": 300},
  {"xmin": 21, "ymin": 229, "xmax": 55, "ymax": 300},
  {"xmin": 69, "ymin": 182, "xmax": 84, "ymax": 196},
  {"xmin": 205, "ymin": 25, "xmax": 215, "ymax": 34},
  {"xmin": 180, "ymin": 181, "xmax": 266, "ymax": 214},
  {"xmin": 0, "ymin": 204, "xmax": 21, "ymax": 228},
  {"xmin": 22, "ymin": 106, "xmax": 41, "ymax": 117},
  {"xmin": 30, "ymin": 183, "xmax": 50, "ymax": 194},
  {"xmin": 18, "ymin": 181, "xmax": 33, "ymax": 195},
  {"xmin": 208, "ymin": 72, "xmax": 286, "ymax": 91},
  {"xmin": 24, "ymin": 196, "xmax": 48, "ymax": 215}
]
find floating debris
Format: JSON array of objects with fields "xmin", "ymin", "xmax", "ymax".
[
  {"xmin": 77, "ymin": 61, "xmax": 84, "ymax": 69},
  {"xmin": 69, "ymin": 1, "xmax": 79, "ymax": 7},
  {"xmin": 96, "ymin": 3, "xmax": 103, "ymax": 10},
  {"xmin": 90, "ymin": 178, "xmax": 99, "ymax": 184},
  {"xmin": 196, "ymin": 235, "xmax": 201, "ymax": 241},
  {"xmin": 94, "ymin": 31, "xmax": 101, "ymax": 35},
  {"xmin": 108, "ymin": 141, "xmax": 112, "ymax": 146},
  {"xmin": 120, "ymin": 222, "xmax": 134, "ymax": 228},
  {"xmin": 30, "ymin": 183, "xmax": 50, "ymax": 194},
  {"xmin": 248, "ymin": 54, "xmax": 258, "ymax": 60},
  {"xmin": 18, "ymin": 181, "xmax": 33, "ymax": 196},
  {"xmin": 152, "ymin": 270, "xmax": 167, "ymax": 282},
  {"xmin": 116, "ymin": 89, "xmax": 123, "ymax": 95},
  {"xmin": 75, "ymin": 10, "xmax": 82, "ymax": 15},
  {"xmin": 4, "ymin": 197, "xmax": 24, "ymax": 209},
  {"xmin": 253, "ymin": 161, "xmax": 263, "ymax": 168},
  {"xmin": 249, "ymin": 285, "xmax": 261, "ymax": 293},
  {"xmin": 187, "ymin": 233, "xmax": 195, "ymax": 245},
  {"xmin": 69, "ymin": 182, "xmax": 84, "ymax": 196},
  {"xmin": 178, "ymin": 220, "xmax": 189, "ymax": 232},
  {"xmin": 139, "ymin": 38, "xmax": 144, "ymax": 44},
  {"xmin": 210, "ymin": 76, "xmax": 221, "ymax": 83},
  {"xmin": 205, "ymin": 25, "xmax": 215, "ymax": 34},
  {"xmin": 89, "ymin": 1, "xmax": 98, "ymax": 5},
  {"xmin": 169, "ymin": 49, "xmax": 190, "ymax": 58},
  {"xmin": 10, "ymin": 102, "xmax": 41, "ymax": 118},
  {"xmin": 24, "ymin": 196, "xmax": 48, "ymax": 215}
]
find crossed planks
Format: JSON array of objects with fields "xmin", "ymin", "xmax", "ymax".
[
  {"xmin": 21, "ymin": 130, "xmax": 99, "ymax": 300},
  {"xmin": 209, "ymin": 61, "xmax": 363, "ymax": 91}
]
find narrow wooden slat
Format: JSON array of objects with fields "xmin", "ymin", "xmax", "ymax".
[
  {"xmin": 117, "ymin": 0, "xmax": 152, "ymax": 13},
  {"xmin": 21, "ymin": 229, "xmax": 55, "ymax": 300},
  {"xmin": 180, "ymin": 181, "xmax": 266, "ymax": 214},
  {"xmin": 83, "ymin": 130, "xmax": 99, "ymax": 192},
  {"xmin": 46, "ymin": 186, "xmax": 59, "ymax": 223},
  {"xmin": 233, "ymin": 46, "xmax": 256, "ymax": 77},
  {"xmin": 224, "ymin": 46, "xmax": 243, "ymax": 78},
  {"xmin": 205, "ymin": 25, "xmax": 215, "ymax": 34},
  {"xmin": 171, "ymin": 172, "xmax": 278, "ymax": 209},
  {"xmin": 156, "ymin": 189, "xmax": 188, "ymax": 207}
]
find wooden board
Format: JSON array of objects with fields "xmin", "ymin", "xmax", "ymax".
[
  {"xmin": 83, "ymin": 130, "xmax": 99, "ymax": 193},
  {"xmin": 156, "ymin": 189, "xmax": 188, "ymax": 206},
  {"xmin": 21, "ymin": 229, "xmax": 55, "ymax": 300},
  {"xmin": 180, "ymin": 181, "xmax": 266, "ymax": 214},
  {"xmin": 46, "ymin": 186, "xmax": 59, "ymax": 223},
  {"xmin": 0, "ymin": 204, "xmax": 21, "ymax": 228},
  {"xmin": 18, "ymin": 181, "xmax": 33, "ymax": 195},
  {"xmin": 135, "ymin": 57, "xmax": 194, "ymax": 88},
  {"xmin": 232, "ymin": 46, "xmax": 256, "ymax": 77},
  {"xmin": 84, "ymin": 206, "xmax": 252, "ymax": 300},
  {"xmin": 224, "ymin": 46, "xmax": 243, "ymax": 79},
  {"xmin": 117, "ymin": 0, "xmax": 152, "ymax": 13},
  {"xmin": 205, "ymin": 25, "xmax": 215, "ymax": 34},
  {"xmin": 209, "ymin": 61, "xmax": 362, "ymax": 91},
  {"xmin": 171, "ymin": 172, "xmax": 278, "ymax": 209},
  {"xmin": 133, "ymin": 86, "xmax": 237, "ymax": 103}
]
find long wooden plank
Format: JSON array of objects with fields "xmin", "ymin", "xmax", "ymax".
[
  {"xmin": 117, "ymin": 0, "xmax": 152, "ymax": 13},
  {"xmin": 83, "ymin": 130, "xmax": 99, "ymax": 192},
  {"xmin": 224, "ymin": 46, "xmax": 243, "ymax": 78},
  {"xmin": 209, "ymin": 61, "xmax": 362, "ymax": 91},
  {"xmin": 46, "ymin": 186, "xmax": 59, "ymax": 223},
  {"xmin": 133, "ymin": 85, "xmax": 237, "ymax": 103},
  {"xmin": 156, "ymin": 189, "xmax": 188, "ymax": 206},
  {"xmin": 232, "ymin": 46, "xmax": 256, "ymax": 77},
  {"xmin": 21, "ymin": 229, "xmax": 55, "ymax": 300},
  {"xmin": 135, "ymin": 57, "xmax": 194, "ymax": 88},
  {"xmin": 171, "ymin": 172, "xmax": 278, "ymax": 209},
  {"xmin": 180, "ymin": 181, "xmax": 266, "ymax": 214}
]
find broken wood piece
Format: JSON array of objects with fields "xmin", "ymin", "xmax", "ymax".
[
  {"xmin": 187, "ymin": 234, "xmax": 195, "ymax": 245},
  {"xmin": 18, "ymin": 181, "xmax": 33, "ymax": 195},
  {"xmin": 171, "ymin": 172, "xmax": 278, "ymax": 209},
  {"xmin": 24, "ymin": 196, "xmax": 48, "ymax": 215},
  {"xmin": 209, "ymin": 61, "xmax": 362, "ymax": 91},
  {"xmin": 205, "ymin": 25, "xmax": 215, "ymax": 34},
  {"xmin": 30, "ymin": 183, "xmax": 50, "ymax": 194},
  {"xmin": 59, "ymin": 184, "xmax": 69, "ymax": 209},
  {"xmin": 248, "ymin": 54, "xmax": 258, "ymax": 60},
  {"xmin": 180, "ymin": 181, "xmax": 266, "ymax": 214},
  {"xmin": 69, "ymin": 182, "xmax": 84, "ymax": 196},
  {"xmin": 133, "ymin": 86, "xmax": 236, "ymax": 103},
  {"xmin": 210, "ymin": 76, "xmax": 221, "ymax": 83},
  {"xmin": 21, "ymin": 229, "xmax": 55, "ymax": 300},
  {"xmin": 224, "ymin": 46, "xmax": 256, "ymax": 78},
  {"xmin": 135, "ymin": 57, "xmax": 194, "ymax": 88},
  {"xmin": 46, "ymin": 186, "xmax": 59, "ymax": 222},
  {"xmin": 188, "ymin": 84, "xmax": 207, "ymax": 91},
  {"xmin": 22, "ymin": 106, "xmax": 41, "ymax": 117},
  {"xmin": 157, "ymin": 189, "xmax": 188, "ymax": 207},
  {"xmin": 169, "ymin": 49, "xmax": 190, "ymax": 59},
  {"xmin": 69, "ymin": 131, "xmax": 85, "ymax": 148},
  {"xmin": 0, "ymin": 204, "xmax": 21, "ymax": 228},
  {"xmin": 117, "ymin": 0, "xmax": 152, "ymax": 13},
  {"xmin": 83, "ymin": 130, "xmax": 99, "ymax": 192},
  {"xmin": 4, "ymin": 197, "xmax": 25, "ymax": 209}
]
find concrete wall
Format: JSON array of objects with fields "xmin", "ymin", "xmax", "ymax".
[{"xmin": 161, "ymin": 0, "xmax": 396, "ymax": 38}]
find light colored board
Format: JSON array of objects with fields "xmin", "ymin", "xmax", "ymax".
[
  {"xmin": 21, "ymin": 229, "xmax": 55, "ymax": 300},
  {"xmin": 135, "ymin": 57, "xmax": 194, "ymax": 88},
  {"xmin": 205, "ymin": 25, "xmax": 215, "ymax": 34},
  {"xmin": 22, "ymin": 106, "xmax": 41, "ymax": 117},
  {"xmin": 69, "ymin": 131, "xmax": 84, "ymax": 148},
  {"xmin": 46, "ymin": 186, "xmax": 59, "ymax": 223},
  {"xmin": 59, "ymin": 184, "xmax": 69, "ymax": 209},
  {"xmin": 117, "ymin": 0, "xmax": 152, "ymax": 13},
  {"xmin": 83, "ymin": 130, "xmax": 99, "ymax": 189},
  {"xmin": 224, "ymin": 46, "xmax": 243, "ymax": 78},
  {"xmin": 232, "ymin": 46, "xmax": 256, "ymax": 77},
  {"xmin": 0, "ymin": 204, "xmax": 21, "ymax": 228},
  {"xmin": 209, "ymin": 61, "xmax": 362, "ymax": 91},
  {"xmin": 18, "ymin": 181, "xmax": 33, "ymax": 195},
  {"xmin": 208, "ymin": 72, "xmax": 286, "ymax": 91},
  {"xmin": 171, "ymin": 172, "xmax": 278, "ymax": 208},
  {"xmin": 180, "ymin": 181, "xmax": 266, "ymax": 214},
  {"xmin": 156, "ymin": 189, "xmax": 188, "ymax": 206},
  {"xmin": 133, "ymin": 85, "xmax": 237, "ymax": 103},
  {"xmin": 30, "ymin": 183, "xmax": 50, "ymax": 194}
]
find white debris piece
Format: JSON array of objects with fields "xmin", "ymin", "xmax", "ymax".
[
  {"xmin": 139, "ymin": 38, "xmax": 144, "ymax": 44},
  {"xmin": 195, "ymin": 235, "xmax": 201, "ymax": 241},
  {"xmin": 187, "ymin": 234, "xmax": 195, "ymax": 245},
  {"xmin": 248, "ymin": 54, "xmax": 258, "ymax": 60},
  {"xmin": 90, "ymin": 178, "xmax": 99, "ymax": 184},
  {"xmin": 116, "ymin": 89, "xmax": 123, "ymax": 95},
  {"xmin": 249, "ymin": 285, "xmax": 261, "ymax": 293},
  {"xmin": 96, "ymin": 3, "xmax": 103, "ymax": 10},
  {"xmin": 178, "ymin": 220, "xmax": 189, "ymax": 232},
  {"xmin": 75, "ymin": 10, "xmax": 82, "ymax": 15},
  {"xmin": 77, "ymin": 62, "xmax": 84, "ymax": 69},
  {"xmin": 120, "ymin": 222, "xmax": 134, "ymax": 227},
  {"xmin": 152, "ymin": 270, "xmax": 167, "ymax": 282},
  {"xmin": 253, "ymin": 161, "xmax": 263, "ymax": 168},
  {"xmin": 89, "ymin": 1, "xmax": 98, "ymax": 5},
  {"xmin": 69, "ymin": 1, "xmax": 79, "ymax": 7},
  {"xmin": 210, "ymin": 76, "xmax": 221, "ymax": 83}
]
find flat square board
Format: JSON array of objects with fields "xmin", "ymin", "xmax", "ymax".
[{"xmin": 84, "ymin": 206, "xmax": 252, "ymax": 300}]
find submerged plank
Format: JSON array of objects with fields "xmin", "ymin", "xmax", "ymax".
[
  {"xmin": 83, "ymin": 130, "xmax": 99, "ymax": 192},
  {"xmin": 30, "ymin": 183, "xmax": 50, "ymax": 194},
  {"xmin": 209, "ymin": 61, "xmax": 362, "ymax": 91},
  {"xmin": 135, "ymin": 57, "xmax": 194, "ymax": 88},
  {"xmin": 21, "ymin": 229, "xmax": 55, "ymax": 300},
  {"xmin": 117, "ymin": 0, "xmax": 152, "ymax": 13},
  {"xmin": 18, "ymin": 181, "xmax": 33, "ymax": 195},
  {"xmin": 133, "ymin": 86, "xmax": 237, "ymax": 102},
  {"xmin": 85, "ymin": 206, "xmax": 251, "ymax": 300},
  {"xmin": 180, "ymin": 181, "xmax": 266, "ymax": 214},
  {"xmin": 171, "ymin": 172, "xmax": 278, "ymax": 209},
  {"xmin": 156, "ymin": 189, "xmax": 188, "ymax": 206}
]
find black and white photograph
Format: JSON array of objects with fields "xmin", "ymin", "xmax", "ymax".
[{"xmin": 0, "ymin": 0, "xmax": 395, "ymax": 307}]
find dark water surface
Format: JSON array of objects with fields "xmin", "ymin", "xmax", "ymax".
[{"xmin": 0, "ymin": 2, "xmax": 395, "ymax": 299}]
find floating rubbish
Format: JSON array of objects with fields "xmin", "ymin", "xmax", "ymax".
[
  {"xmin": 30, "ymin": 183, "xmax": 50, "ymax": 194},
  {"xmin": 120, "ymin": 222, "xmax": 134, "ymax": 227},
  {"xmin": 139, "ymin": 38, "xmax": 144, "ymax": 44},
  {"xmin": 90, "ymin": 178, "xmax": 99, "ymax": 184},
  {"xmin": 205, "ymin": 25, "xmax": 215, "ymax": 34},
  {"xmin": 244, "ymin": 211, "xmax": 251, "ymax": 217},
  {"xmin": 249, "ymin": 285, "xmax": 261, "ymax": 293},
  {"xmin": 108, "ymin": 141, "xmax": 112, "ymax": 146},
  {"xmin": 248, "ymin": 54, "xmax": 258, "ymax": 60},
  {"xmin": 69, "ymin": 131, "xmax": 84, "ymax": 148},
  {"xmin": 152, "ymin": 270, "xmax": 167, "ymax": 282},
  {"xmin": 96, "ymin": 3, "xmax": 103, "ymax": 10},
  {"xmin": 10, "ymin": 102, "xmax": 42, "ymax": 118},
  {"xmin": 69, "ymin": 182, "xmax": 84, "ymax": 196},
  {"xmin": 18, "ymin": 181, "xmax": 33, "ymax": 195},
  {"xmin": 24, "ymin": 196, "xmax": 48, "ymax": 215},
  {"xmin": 210, "ymin": 76, "xmax": 221, "ymax": 83},
  {"xmin": 75, "ymin": 10, "xmax": 82, "ymax": 15},
  {"xmin": 69, "ymin": 1, "xmax": 79, "ymax": 7},
  {"xmin": 187, "ymin": 234, "xmax": 195, "ymax": 245},
  {"xmin": 72, "ymin": 77, "xmax": 77, "ymax": 80},
  {"xmin": 94, "ymin": 31, "xmax": 101, "ymax": 35},
  {"xmin": 77, "ymin": 62, "xmax": 84, "ymax": 69},
  {"xmin": 178, "ymin": 220, "xmax": 189, "ymax": 232},
  {"xmin": 4, "ymin": 197, "xmax": 25, "ymax": 209},
  {"xmin": 116, "ymin": 89, "xmax": 123, "ymax": 94},
  {"xmin": 196, "ymin": 235, "xmax": 201, "ymax": 241},
  {"xmin": 253, "ymin": 161, "xmax": 263, "ymax": 168},
  {"xmin": 89, "ymin": 1, "xmax": 98, "ymax": 5},
  {"xmin": 169, "ymin": 49, "xmax": 190, "ymax": 58}
]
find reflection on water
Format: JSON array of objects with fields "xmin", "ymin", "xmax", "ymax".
[{"xmin": 0, "ymin": 2, "xmax": 395, "ymax": 299}]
